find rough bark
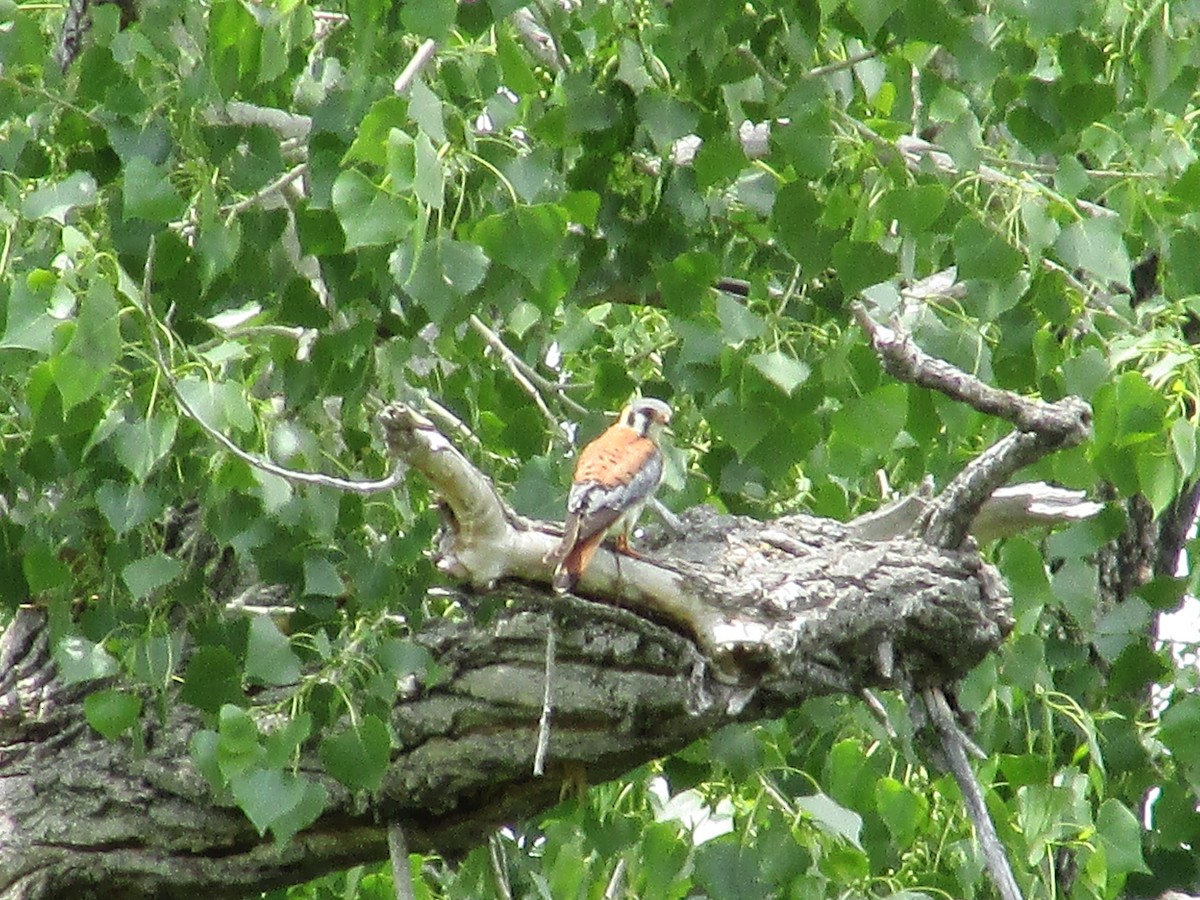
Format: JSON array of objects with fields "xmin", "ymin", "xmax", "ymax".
[
  {"xmin": 0, "ymin": 501, "xmax": 1011, "ymax": 899},
  {"xmin": 0, "ymin": 308, "xmax": 1097, "ymax": 899}
]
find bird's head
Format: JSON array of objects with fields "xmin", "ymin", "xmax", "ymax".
[{"xmin": 621, "ymin": 397, "xmax": 673, "ymax": 440}]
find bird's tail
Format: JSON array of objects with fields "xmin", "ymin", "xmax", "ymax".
[{"xmin": 551, "ymin": 537, "xmax": 600, "ymax": 593}]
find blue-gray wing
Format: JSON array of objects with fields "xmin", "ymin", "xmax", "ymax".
[{"xmin": 565, "ymin": 448, "xmax": 663, "ymax": 543}]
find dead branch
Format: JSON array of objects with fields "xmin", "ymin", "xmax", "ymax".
[{"xmin": 853, "ymin": 303, "xmax": 1093, "ymax": 550}]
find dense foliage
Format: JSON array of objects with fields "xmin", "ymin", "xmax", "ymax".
[{"xmin": 3, "ymin": 0, "xmax": 1200, "ymax": 896}]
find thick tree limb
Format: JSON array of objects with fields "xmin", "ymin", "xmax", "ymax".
[{"xmin": 1, "ymin": 319, "xmax": 1103, "ymax": 899}]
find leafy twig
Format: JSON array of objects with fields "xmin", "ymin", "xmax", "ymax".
[
  {"xmin": 807, "ymin": 47, "xmax": 880, "ymax": 78},
  {"xmin": 222, "ymin": 163, "xmax": 308, "ymax": 221},
  {"xmin": 469, "ymin": 313, "xmax": 588, "ymax": 419},
  {"xmin": 138, "ymin": 238, "xmax": 407, "ymax": 495}
]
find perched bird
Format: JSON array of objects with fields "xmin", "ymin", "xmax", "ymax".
[{"xmin": 549, "ymin": 398, "xmax": 672, "ymax": 592}]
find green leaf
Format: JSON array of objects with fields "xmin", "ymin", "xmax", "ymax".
[
  {"xmin": 694, "ymin": 838, "xmax": 771, "ymax": 900},
  {"xmin": 715, "ymin": 294, "xmax": 765, "ymax": 347},
  {"xmin": 266, "ymin": 776, "xmax": 327, "ymax": 845},
  {"xmin": 1167, "ymin": 227, "xmax": 1200, "ymax": 296},
  {"xmin": 244, "ymin": 615, "xmax": 301, "ymax": 686},
  {"xmin": 413, "ymin": 130, "xmax": 444, "ymax": 209},
  {"xmin": 22, "ymin": 542, "xmax": 71, "ymax": 593},
  {"xmin": 216, "ymin": 704, "xmax": 265, "ymax": 779},
  {"xmin": 496, "ymin": 27, "xmax": 540, "ymax": 95},
  {"xmin": 408, "ymin": 79, "xmax": 446, "ymax": 144},
  {"xmin": 332, "ymin": 169, "xmax": 415, "ymax": 249},
  {"xmin": 880, "ymin": 183, "xmax": 947, "ymax": 234},
  {"xmin": 831, "ymin": 239, "xmax": 897, "ymax": 294},
  {"xmin": 122, "ymin": 553, "xmax": 183, "ymax": 600},
  {"xmin": 400, "ymin": 0, "xmax": 456, "ymax": 40},
  {"xmin": 263, "ymin": 712, "xmax": 313, "ymax": 769},
  {"xmin": 22, "ymin": 171, "xmax": 99, "ymax": 224},
  {"xmin": 55, "ymin": 279, "xmax": 121, "ymax": 411},
  {"xmin": 999, "ymin": 538, "xmax": 1053, "ymax": 627},
  {"xmin": 561, "ymin": 190, "xmax": 600, "ymax": 228},
  {"xmin": 770, "ymin": 109, "xmax": 833, "ymax": 179},
  {"xmin": 1055, "ymin": 216, "xmax": 1131, "ymax": 289},
  {"xmin": 319, "ymin": 714, "xmax": 391, "ymax": 792},
  {"xmin": 1, "ymin": 278, "xmax": 58, "ymax": 353},
  {"xmin": 795, "ymin": 793, "xmax": 863, "ymax": 848},
  {"xmin": 1096, "ymin": 799, "xmax": 1150, "ymax": 876},
  {"xmin": 748, "ymin": 351, "xmax": 811, "ymax": 395},
  {"xmin": 180, "ymin": 646, "xmax": 246, "ymax": 713},
  {"xmin": 84, "ymin": 689, "xmax": 142, "ymax": 740},
  {"xmin": 176, "ymin": 377, "xmax": 255, "ymax": 435},
  {"xmin": 55, "ymin": 636, "xmax": 119, "ymax": 684},
  {"xmin": 636, "ymin": 91, "xmax": 699, "ymax": 155},
  {"xmin": 1136, "ymin": 576, "xmax": 1189, "ymax": 611},
  {"xmin": 303, "ymin": 556, "xmax": 344, "ymax": 597},
  {"xmin": 112, "ymin": 413, "xmax": 178, "ymax": 480},
  {"xmin": 346, "ymin": 98, "xmax": 410, "ymax": 167},
  {"xmin": 96, "ymin": 480, "xmax": 159, "ymax": 536},
  {"xmin": 402, "ymin": 237, "xmax": 490, "ymax": 322},
  {"xmin": 471, "ymin": 204, "xmax": 568, "ymax": 292},
  {"xmin": 197, "ymin": 218, "xmax": 242, "ymax": 291},
  {"xmin": 122, "ymin": 156, "xmax": 185, "ymax": 222},
  {"xmin": 832, "ymin": 384, "xmax": 907, "ymax": 455},
  {"xmin": 772, "ymin": 182, "xmax": 836, "ymax": 274},
  {"xmin": 707, "ymin": 393, "xmax": 771, "ymax": 457},
  {"xmin": 230, "ymin": 766, "xmax": 306, "ymax": 836},
  {"xmin": 875, "ymin": 777, "xmax": 929, "ymax": 848},
  {"xmin": 658, "ymin": 251, "xmax": 719, "ymax": 316},
  {"xmin": 954, "ymin": 217, "xmax": 1024, "ymax": 282}
]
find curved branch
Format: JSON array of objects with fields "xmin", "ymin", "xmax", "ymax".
[
  {"xmin": 378, "ymin": 403, "xmax": 1009, "ymax": 681},
  {"xmin": 853, "ymin": 303, "xmax": 1094, "ymax": 549}
]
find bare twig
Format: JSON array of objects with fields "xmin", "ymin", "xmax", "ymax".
[
  {"xmin": 853, "ymin": 304, "xmax": 1090, "ymax": 440},
  {"xmin": 512, "ymin": 7, "xmax": 565, "ymax": 70},
  {"xmin": 223, "ymin": 163, "xmax": 308, "ymax": 220},
  {"xmin": 394, "ymin": 38, "xmax": 438, "ymax": 95},
  {"xmin": 207, "ymin": 101, "xmax": 313, "ymax": 140},
  {"xmin": 854, "ymin": 303, "xmax": 1093, "ymax": 549},
  {"xmin": 860, "ymin": 688, "xmax": 896, "ymax": 738},
  {"xmin": 533, "ymin": 615, "xmax": 556, "ymax": 776},
  {"xmin": 603, "ymin": 858, "xmax": 629, "ymax": 900},
  {"xmin": 138, "ymin": 238, "xmax": 407, "ymax": 496},
  {"xmin": 923, "ymin": 687, "xmax": 1024, "ymax": 900},
  {"xmin": 807, "ymin": 47, "xmax": 880, "ymax": 78},
  {"xmin": 388, "ymin": 822, "xmax": 417, "ymax": 900},
  {"xmin": 489, "ymin": 835, "xmax": 514, "ymax": 900},
  {"xmin": 733, "ymin": 47, "xmax": 785, "ymax": 91},
  {"xmin": 469, "ymin": 313, "xmax": 587, "ymax": 418}
]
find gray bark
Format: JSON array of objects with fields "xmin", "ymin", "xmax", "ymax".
[{"xmin": 0, "ymin": 505, "xmax": 1010, "ymax": 899}]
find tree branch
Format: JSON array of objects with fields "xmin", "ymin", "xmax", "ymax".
[
  {"xmin": 2, "ymin": 322, "xmax": 1104, "ymax": 898},
  {"xmin": 923, "ymin": 687, "xmax": 1025, "ymax": 900},
  {"xmin": 853, "ymin": 303, "xmax": 1094, "ymax": 549}
]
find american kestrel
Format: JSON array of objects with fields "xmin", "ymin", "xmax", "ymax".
[{"xmin": 549, "ymin": 398, "xmax": 673, "ymax": 592}]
